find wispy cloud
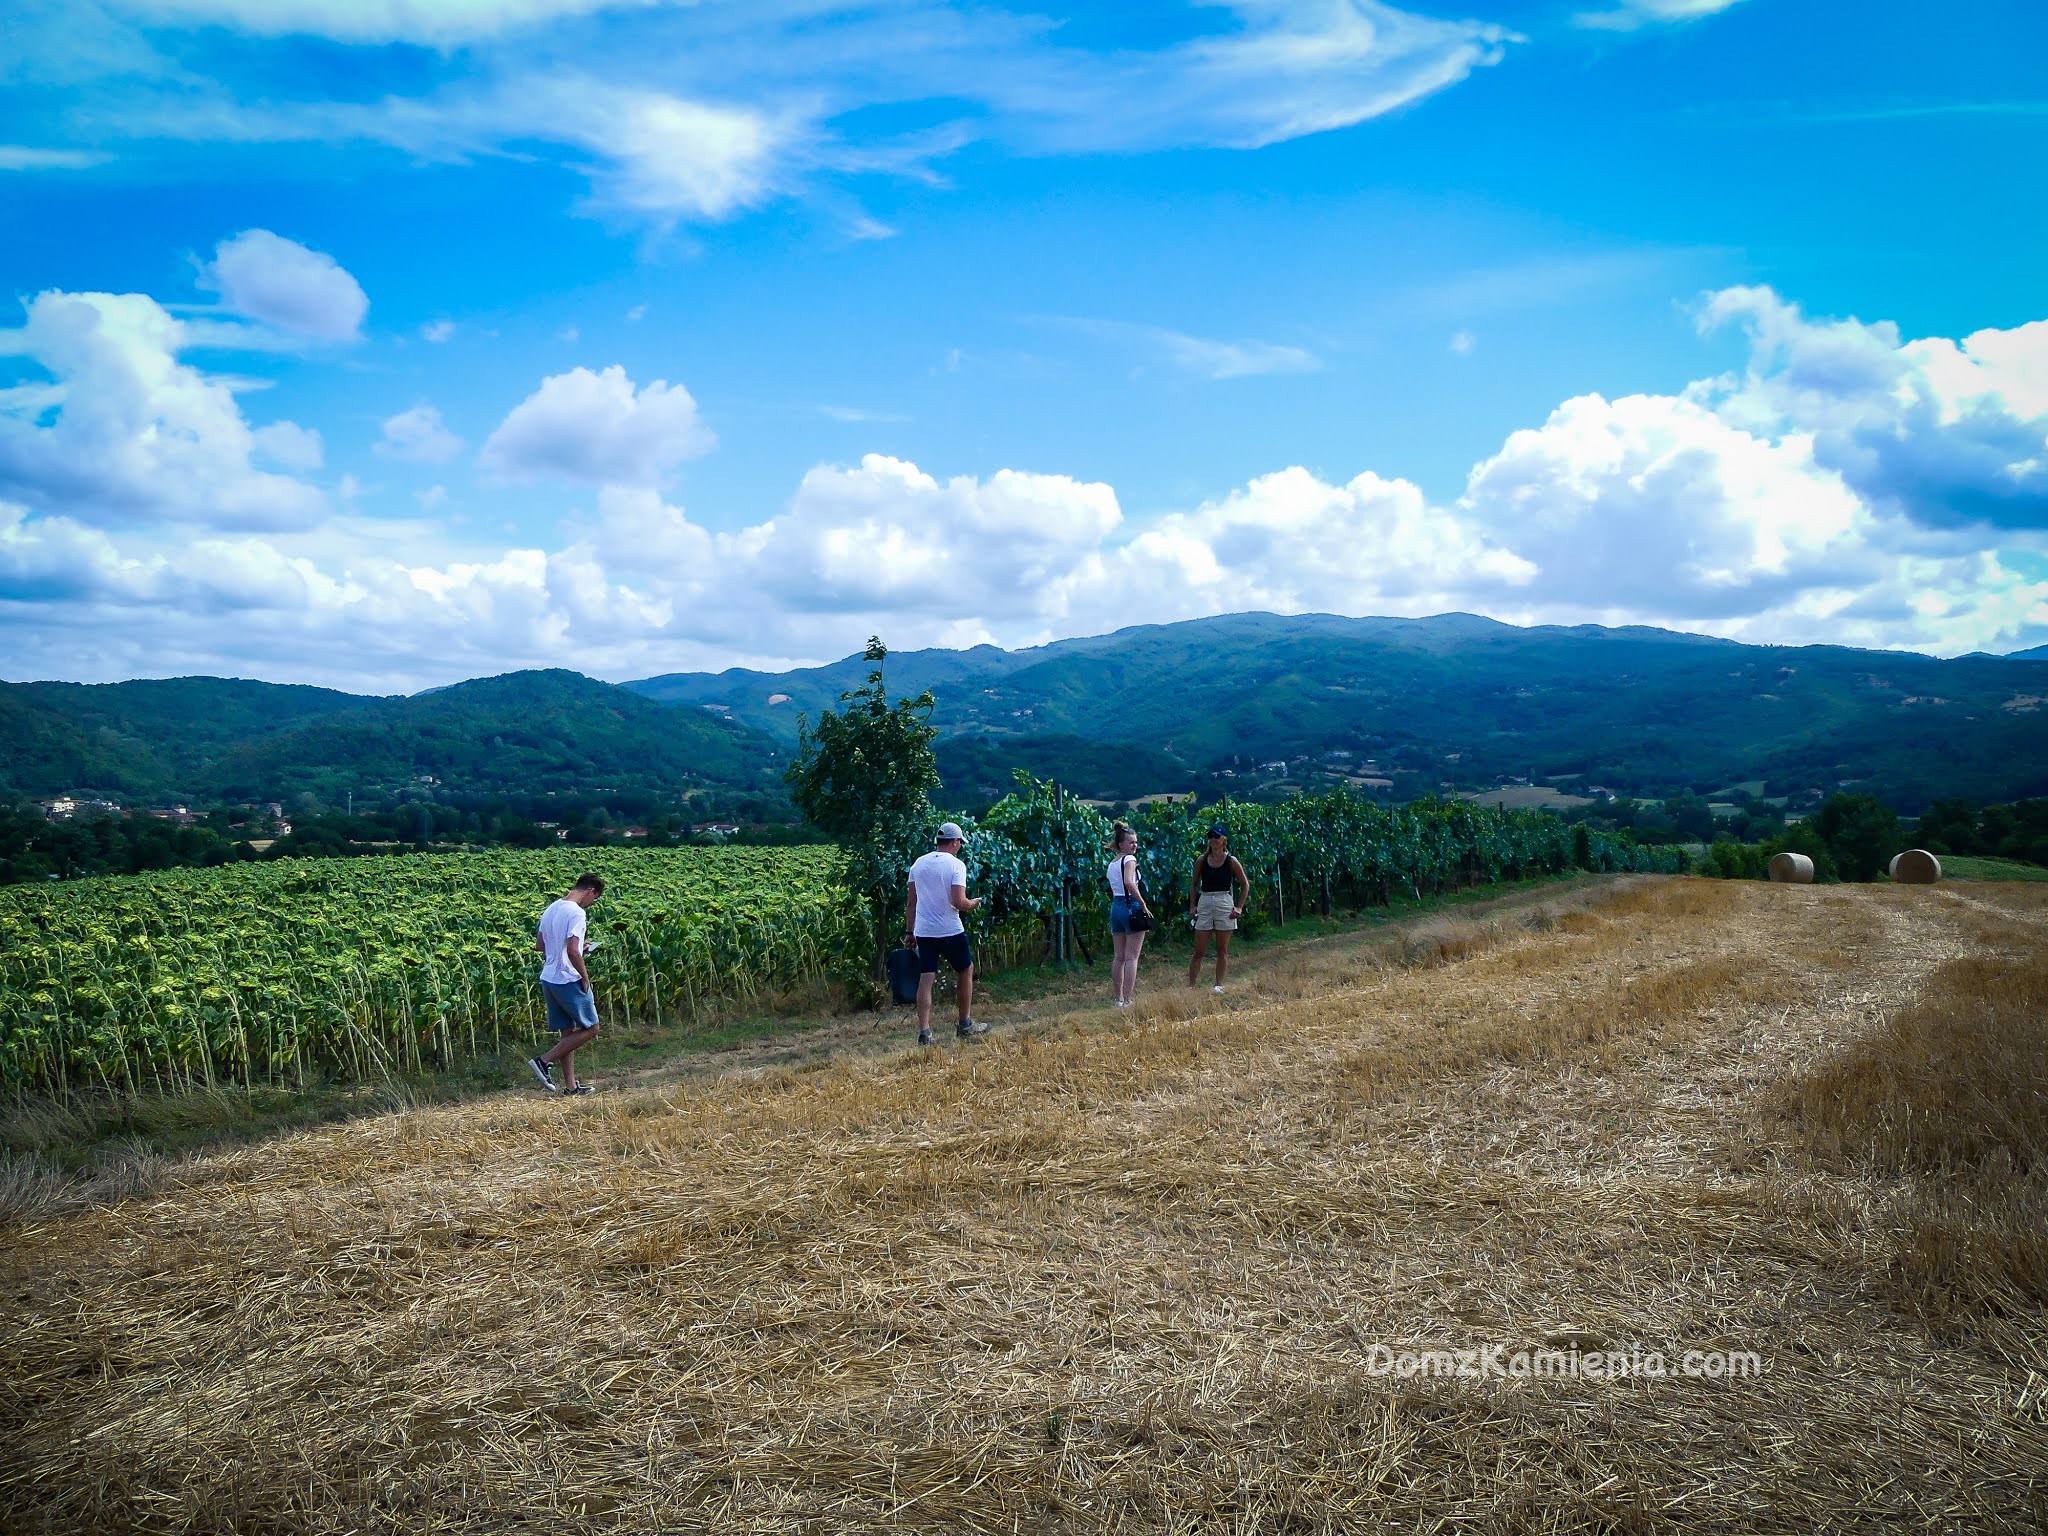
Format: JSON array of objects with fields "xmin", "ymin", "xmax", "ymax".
[
  {"xmin": 1053, "ymin": 317, "xmax": 1321, "ymax": 380},
  {"xmin": 1574, "ymin": 0, "xmax": 1747, "ymax": 32},
  {"xmin": 18, "ymin": 1, "xmax": 1517, "ymax": 224},
  {"xmin": 1770, "ymin": 101, "xmax": 2048, "ymax": 125},
  {"xmin": 103, "ymin": 0, "xmax": 648, "ymax": 46},
  {"xmin": 0, "ymin": 144, "xmax": 111, "ymax": 170},
  {"xmin": 1393, "ymin": 246, "xmax": 1725, "ymax": 319},
  {"xmin": 820, "ymin": 404, "xmax": 911, "ymax": 424}
]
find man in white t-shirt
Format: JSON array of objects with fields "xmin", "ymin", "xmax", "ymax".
[
  {"xmin": 904, "ymin": 822, "xmax": 988, "ymax": 1046},
  {"xmin": 527, "ymin": 872, "xmax": 605, "ymax": 1094}
]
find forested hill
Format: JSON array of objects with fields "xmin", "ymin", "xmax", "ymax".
[
  {"xmin": 626, "ymin": 612, "xmax": 2048, "ymax": 811},
  {"xmin": 0, "ymin": 670, "xmax": 782, "ymax": 805},
  {"xmin": 9, "ymin": 615, "xmax": 2048, "ymax": 814}
]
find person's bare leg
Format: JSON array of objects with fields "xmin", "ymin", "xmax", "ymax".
[
  {"xmin": 956, "ymin": 964, "xmax": 974, "ymax": 1023},
  {"xmin": 542, "ymin": 1024, "xmax": 598, "ymax": 1088},
  {"xmin": 1188, "ymin": 930, "xmax": 1209, "ymax": 986},
  {"xmin": 1127, "ymin": 931, "xmax": 1146, "ymax": 1001},
  {"xmin": 1112, "ymin": 932, "xmax": 1130, "ymax": 1002},
  {"xmin": 1213, "ymin": 932, "xmax": 1231, "ymax": 987},
  {"xmin": 916, "ymin": 971, "xmax": 935, "ymax": 1034}
]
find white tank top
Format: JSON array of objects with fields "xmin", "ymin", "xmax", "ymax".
[{"xmin": 1107, "ymin": 853, "xmax": 1135, "ymax": 897}]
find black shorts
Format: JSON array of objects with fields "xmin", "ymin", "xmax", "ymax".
[{"xmin": 915, "ymin": 932, "xmax": 974, "ymax": 975}]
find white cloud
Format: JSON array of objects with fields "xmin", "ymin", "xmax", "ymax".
[
  {"xmin": 1449, "ymin": 330, "xmax": 1476, "ymax": 355},
  {"xmin": 6, "ymin": 282, "xmax": 2047, "ymax": 686},
  {"xmin": 252, "ymin": 419, "xmax": 324, "ymax": 470},
  {"xmin": 421, "ymin": 319, "xmax": 455, "ymax": 343},
  {"xmin": 108, "ymin": 0, "xmax": 649, "ymax": 45},
  {"xmin": 0, "ymin": 289, "xmax": 327, "ymax": 531},
  {"xmin": 552, "ymin": 83, "xmax": 794, "ymax": 221},
  {"xmin": 1459, "ymin": 390, "xmax": 1867, "ymax": 616},
  {"xmin": 1109, "ymin": 465, "xmax": 1532, "ymax": 621},
  {"xmin": 417, "ymin": 484, "xmax": 448, "ymax": 512},
  {"xmin": 1698, "ymin": 286, "xmax": 2048, "ymax": 531},
  {"xmin": 0, "ymin": 145, "xmax": 111, "ymax": 170},
  {"xmin": 203, "ymin": 229, "xmax": 368, "ymax": 342},
  {"xmin": 1575, "ymin": 0, "xmax": 1747, "ymax": 31},
  {"xmin": 377, "ymin": 404, "xmax": 465, "ymax": 465},
  {"xmin": 480, "ymin": 364, "xmax": 712, "ymax": 485}
]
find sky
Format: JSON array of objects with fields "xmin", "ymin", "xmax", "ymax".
[{"xmin": 2, "ymin": 0, "xmax": 2046, "ymax": 693}]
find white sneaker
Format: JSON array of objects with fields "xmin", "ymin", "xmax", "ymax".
[{"xmin": 1212, "ymin": 985, "xmax": 1225, "ymax": 994}]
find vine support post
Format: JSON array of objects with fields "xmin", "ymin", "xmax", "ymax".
[{"xmin": 1055, "ymin": 782, "xmax": 1068, "ymax": 967}]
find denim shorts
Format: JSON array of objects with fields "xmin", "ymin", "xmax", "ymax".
[
  {"xmin": 542, "ymin": 978, "xmax": 600, "ymax": 1032},
  {"xmin": 1109, "ymin": 895, "xmax": 1137, "ymax": 935}
]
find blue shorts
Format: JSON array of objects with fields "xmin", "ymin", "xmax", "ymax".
[
  {"xmin": 1109, "ymin": 895, "xmax": 1138, "ymax": 935},
  {"xmin": 914, "ymin": 932, "xmax": 973, "ymax": 974},
  {"xmin": 542, "ymin": 979, "xmax": 600, "ymax": 1033}
]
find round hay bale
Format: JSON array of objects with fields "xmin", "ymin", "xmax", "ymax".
[
  {"xmin": 1767, "ymin": 851, "xmax": 1815, "ymax": 884},
  {"xmin": 1889, "ymin": 848, "xmax": 1941, "ymax": 884}
]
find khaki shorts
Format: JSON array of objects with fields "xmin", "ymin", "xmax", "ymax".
[{"xmin": 1193, "ymin": 891, "xmax": 1238, "ymax": 932}]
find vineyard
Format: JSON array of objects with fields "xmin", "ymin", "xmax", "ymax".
[{"xmin": 0, "ymin": 788, "xmax": 1683, "ymax": 1095}]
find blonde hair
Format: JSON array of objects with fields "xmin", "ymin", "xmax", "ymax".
[{"xmin": 1108, "ymin": 820, "xmax": 1135, "ymax": 852}]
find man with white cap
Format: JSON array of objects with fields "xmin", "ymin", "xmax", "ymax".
[{"xmin": 904, "ymin": 821, "xmax": 988, "ymax": 1045}]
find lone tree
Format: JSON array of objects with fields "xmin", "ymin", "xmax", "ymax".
[{"xmin": 784, "ymin": 638, "xmax": 942, "ymax": 964}]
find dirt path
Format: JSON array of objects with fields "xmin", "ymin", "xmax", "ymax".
[{"xmin": 4, "ymin": 878, "xmax": 2043, "ymax": 1534}]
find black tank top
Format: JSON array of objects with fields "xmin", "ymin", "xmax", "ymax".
[{"xmin": 1199, "ymin": 854, "xmax": 1234, "ymax": 892}]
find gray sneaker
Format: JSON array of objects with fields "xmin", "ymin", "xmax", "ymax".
[
  {"xmin": 956, "ymin": 1018, "xmax": 989, "ymax": 1039},
  {"xmin": 528, "ymin": 1056, "xmax": 558, "ymax": 1092},
  {"xmin": 917, "ymin": 1027, "xmax": 936, "ymax": 1047}
]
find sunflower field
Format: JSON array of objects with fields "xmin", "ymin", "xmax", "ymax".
[{"xmin": 0, "ymin": 847, "xmax": 866, "ymax": 1095}]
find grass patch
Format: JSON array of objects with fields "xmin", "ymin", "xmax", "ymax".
[{"xmin": 1940, "ymin": 854, "xmax": 2048, "ymax": 881}]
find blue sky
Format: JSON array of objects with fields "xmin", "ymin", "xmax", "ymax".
[{"xmin": 3, "ymin": 0, "xmax": 2046, "ymax": 690}]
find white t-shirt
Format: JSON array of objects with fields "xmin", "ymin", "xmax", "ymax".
[
  {"xmin": 537, "ymin": 896, "xmax": 588, "ymax": 985},
  {"xmin": 908, "ymin": 850, "xmax": 969, "ymax": 938}
]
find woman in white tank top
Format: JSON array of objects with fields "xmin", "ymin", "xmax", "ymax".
[{"xmin": 1106, "ymin": 820, "xmax": 1153, "ymax": 1006}]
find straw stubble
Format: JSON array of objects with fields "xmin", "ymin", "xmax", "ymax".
[{"xmin": 4, "ymin": 878, "xmax": 2045, "ymax": 1533}]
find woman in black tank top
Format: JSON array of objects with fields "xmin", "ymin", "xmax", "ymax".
[{"xmin": 1188, "ymin": 825, "xmax": 1249, "ymax": 992}]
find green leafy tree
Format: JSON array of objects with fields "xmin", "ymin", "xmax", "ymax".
[
  {"xmin": 784, "ymin": 638, "xmax": 942, "ymax": 963},
  {"xmin": 1812, "ymin": 792, "xmax": 1903, "ymax": 882}
]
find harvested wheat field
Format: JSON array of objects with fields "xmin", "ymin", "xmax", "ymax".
[{"xmin": 5, "ymin": 876, "xmax": 2046, "ymax": 1534}]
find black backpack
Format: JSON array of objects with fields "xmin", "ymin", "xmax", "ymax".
[{"xmin": 885, "ymin": 945, "xmax": 921, "ymax": 1006}]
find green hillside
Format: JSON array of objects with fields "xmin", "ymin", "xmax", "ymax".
[
  {"xmin": 625, "ymin": 613, "xmax": 2048, "ymax": 811},
  {"xmin": 0, "ymin": 670, "xmax": 781, "ymax": 805},
  {"xmin": 10, "ymin": 615, "xmax": 2047, "ymax": 817},
  {"xmin": 0, "ymin": 677, "xmax": 369, "ymax": 800}
]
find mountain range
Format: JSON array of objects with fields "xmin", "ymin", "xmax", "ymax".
[
  {"xmin": 6, "ymin": 614, "xmax": 2047, "ymax": 815},
  {"xmin": 629, "ymin": 613, "xmax": 2048, "ymax": 811}
]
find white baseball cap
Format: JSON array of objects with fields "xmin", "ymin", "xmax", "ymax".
[{"xmin": 935, "ymin": 822, "xmax": 966, "ymax": 842}]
